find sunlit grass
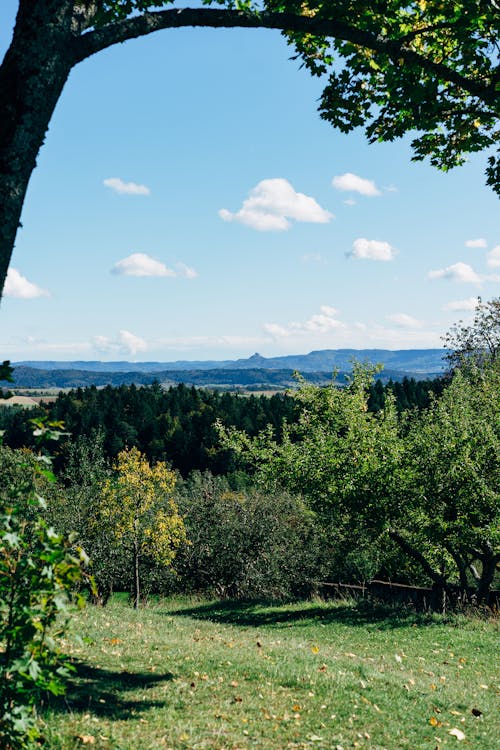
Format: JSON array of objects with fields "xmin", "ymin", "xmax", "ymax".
[{"xmin": 42, "ymin": 597, "xmax": 499, "ymax": 749}]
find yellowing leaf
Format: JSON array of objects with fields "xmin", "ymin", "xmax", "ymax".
[{"xmin": 311, "ymin": 646, "xmax": 320, "ymax": 654}]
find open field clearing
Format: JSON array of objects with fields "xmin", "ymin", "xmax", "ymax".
[{"xmin": 42, "ymin": 597, "xmax": 499, "ymax": 750}]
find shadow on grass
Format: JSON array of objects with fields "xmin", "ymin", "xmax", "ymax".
[
  {"xmin": 168, "ymin": 599, "xmax": 449, "ymax": 631},
  {"xmin": 45, "ymin": 661, "xmax": 173, "ymax": 719}
]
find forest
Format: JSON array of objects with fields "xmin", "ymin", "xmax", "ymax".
[{"xmin": 0, "ymin": 375, "xmax": 445, "ymax": 477}]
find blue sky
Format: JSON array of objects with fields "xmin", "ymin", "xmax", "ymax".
[{"xmin": 1, "ymin": 1, "xmax": 499, "ymax": 362}]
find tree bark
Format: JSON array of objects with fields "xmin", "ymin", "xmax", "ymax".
[
  {"xmin": 133, "ymin": 537, "xmax": 140, "ymax": 609},
  {"xmin": 0, "ymin": 0, "xmax": 79, "ymax": 299},
  {"xmin": 476, "ymin": 545, "xmax": 500, "ymax": 604}
]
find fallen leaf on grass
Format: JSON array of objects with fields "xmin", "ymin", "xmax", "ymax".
[
  {"xmin": 311, "ymin": 646, "xmax": 320, "ymax": 654},
  {"xmin": 429, "ymin": 717, "xmax": 442, "ymax": 727},
  {"xmin": 449, "ymin": 728, "xmax": 466, "ymax": 741},
  {"xmin": 75, "ymin": 736, "xmax": 95, "ymax": 745},
  {"xmin": 471, "ymin": 707, "xmax": 483, "ymax": 717}
]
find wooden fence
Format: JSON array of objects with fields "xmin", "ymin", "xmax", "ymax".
[{"xmin": 318, "ymin": 580, "xmax": 500, "ymax": 612}]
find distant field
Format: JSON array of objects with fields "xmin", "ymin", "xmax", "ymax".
[{"xmin": 43, "ymin": 597, "xmax": 499, "ymax": 749}]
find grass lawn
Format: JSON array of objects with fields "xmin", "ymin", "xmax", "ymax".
[{"xmin": 42, "ymin": 597, "xmax": 499, "ymax": 750}]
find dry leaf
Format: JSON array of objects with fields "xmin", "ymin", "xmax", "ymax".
[
  {"xmin": 471, "ymin": 707, "xmax": 483, "ymax": 717},
  {"xmin": 311, "ymin": 646, "xmax": 320, "ymax": 654},
  {"xmin": 449, "ymin": 728, "xmax": 466, "ymax": 741},
  {"xmin": 75, "ymin": 736, "xmax": 95, "ymax": 745}
]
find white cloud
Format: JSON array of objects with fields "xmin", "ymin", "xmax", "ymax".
[
  {"xmin": 94, "ymin": 330, "xmax": 147, "ymax": 357},
  {"xmin": 349, "ymin": 238, "xmax": 396, "ymax": 261},
  {"xmin": 262, "ymin": 323, "xmax": 290, "ymax": 338},
  {"xmin": 386, "ymin": 313, "xmax": 423, "ymax": 329},
  {"xmin": 343, "ymin": 199, "xmax": 357, "ymax": 206},
  {"xmin": 444, "ymin": 297, "xmax": 479, "ymax": 312},
  {"xmin": 103, "ymin": 177, "xmax": 150, "ymax": 195},
  {"xmin": 465, "ymin": 238, "xmax": 487, "ymax": 248},
  {"xmin": 428, "ymin": 262, "xmax": 481, "ymax": 283},
  {"xmin": 219, "ymin": 178, "xmax": 333, "ymax": 231},
  {"xmin": 175, "ymin": 262, "xmax": 198, "ymax": 279},
  {"xmin": 111, "ymin": 253, "xmax": 176, "ymax": 277},
  {"xmin": 487, "ymin": 245, "xmax": 500, "ymax": 268},
  {"xmin": 4, "ymin": 268, "xmax": 50, "ymax": 299},
  {"xmin": 332, "ymin": 172, "xmax": 381, "ymax": 196},
  {"xmin": 264, "ymin": 305, "xmax": 345, "ymax": 339}
]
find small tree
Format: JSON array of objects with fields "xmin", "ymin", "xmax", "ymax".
[
  {"xmin": 98, "ymin": 447, "xmax": 186, "ymax": 608},
  {"xmin": 443, "ymin": 296, "xmax": 500, "ymax": 372}
]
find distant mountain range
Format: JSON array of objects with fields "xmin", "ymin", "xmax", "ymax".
[
  {"xmin": 9, "ymin": 349, "xmax": 447, "ymax": 390},
  {"xmin": 15, "ymin": 348, "xmax": 446, "ymax": 374}
]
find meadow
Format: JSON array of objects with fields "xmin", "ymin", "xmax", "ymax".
[{"xmin": 42, "ymin": 597, "xmax": 499, "ymax": 750}]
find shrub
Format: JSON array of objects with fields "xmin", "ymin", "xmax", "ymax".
[
  {"xmin": 174, "ymin": 472, "xmax": 328, "ymax": 600},
  {"xmin": 0, "ymin": 446, "xmax": 86, "ymax": 748}
]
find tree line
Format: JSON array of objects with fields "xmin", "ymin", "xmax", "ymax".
[{"xmin": 0, "ymin": 375, "xmax": 445, "ymax": 477}]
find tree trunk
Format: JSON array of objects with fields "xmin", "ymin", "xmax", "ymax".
[
  {"xmin": 388, "ymin": 529, "xmax": 451, "ymax": 611},
  {"xmin": 133, "ymin": 537, "xmax": 140, "ymax": 609},
  {"xmin": 476, "ymin": 547, "xmax": 499, "ymax": 604},
  {"xmin": 0, "ymin": 0, "xmax": 77, "ymax": 298}
]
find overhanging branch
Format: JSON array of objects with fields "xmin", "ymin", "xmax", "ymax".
[
  {"xmin": 72, "ymin": 8, "xmax": 496, "ymax": 104},
  {"xmin": 388, "ymin": 528, "xmax": 447, "ymax": 587}
]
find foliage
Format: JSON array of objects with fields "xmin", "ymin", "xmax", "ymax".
[
  {"xmin": 0, "ymin": 360, "xmax": 13, "ymax": 383},
  {"xmin": 0, "ymin": 445, "xmax": 86, "ymax": 749},
  {"xmin": 220, "ymin": 362, "xmax": 500, "ymax": 602},
  {"xmin": 219, "ymin": 366, "xmax": 403, "ymax": 580},
  {"xmin": 89, "ymin": 0, "xmax": 500, "ymax": 189},
  {"xmin": 397, "ymin": 361, "xmax": 500, "ymax": 602},
  {"xmin": 0, "ymin": 383, "xmax": 297, "ymax": 478},
  {"xmin": 443, "ymin": 296, "xmax": 500, "ymax": 371},
  {"xmin": 173, "ymin": 471, "xmax": 328, "ymax": 599},
  {"xmin": 45, "ymin": 432, "xmax": 121, "ymax": 605},
  {"xmin": 98, "ymin": 448, "xmax": 187, "ymax": 608}
]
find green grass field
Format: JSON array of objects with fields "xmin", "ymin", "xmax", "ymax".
[{"xmin": 42, "ymin": 597, "xmax": 499, "ymax": 750}]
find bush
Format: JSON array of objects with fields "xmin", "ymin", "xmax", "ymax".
[
  {"xmin": 173, "ymin": 472, "xmax": 328, "ymax": 600},
  {"xmin": 0, "ymin": 446, "xmax": 86, "ymax": 749}
]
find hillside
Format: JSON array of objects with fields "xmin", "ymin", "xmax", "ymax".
[{"xmin": 11, "ymin": 349, "xmax": 446, "ymax": 389}]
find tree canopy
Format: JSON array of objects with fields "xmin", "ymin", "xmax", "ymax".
[
  {"xmin": 0, "ymin": 0, "xmax": 498, "ymax": 298},
  {"xmin": 443, "ymin": 296, "xmax": 500, "ymax": 371}
]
